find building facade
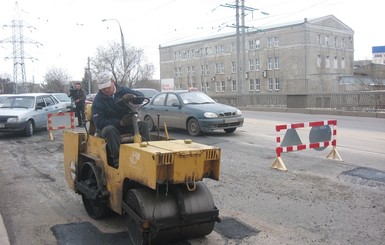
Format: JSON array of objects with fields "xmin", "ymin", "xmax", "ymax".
[
  {"xmin": 159, "ymin": 15, "xmax": 354, "ymax": 96},
  {"xmin": 372, "ymin": 46, "xmax": 385, "ymax": 65}
]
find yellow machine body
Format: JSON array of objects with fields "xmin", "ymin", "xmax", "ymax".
[{"xmin": 63, "ymin": 130, "xmax": 220, "ymax": 214}]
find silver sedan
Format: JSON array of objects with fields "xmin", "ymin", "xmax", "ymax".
[{"xmin": 139, "ymin": 90, "xmax": 244, "ymax": 136}]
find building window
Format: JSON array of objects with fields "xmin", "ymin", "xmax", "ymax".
[
  {"xmin": 220, "ymin": 45, "xmax": 224, "ymax": 54},
  {"xmin": 205, "ymin": 64, "xmax": 209, "ymax": 75},
  {"xmin": 333, "ymin": 56, "xmax": 338, "ymax": 69},
  {"xmin": 325, "ymin": 56, "xmax": 330, "ymax": 68},
  {"xmin": 268, "ymin": 57, "xmax": 273, "ymax": 70},
  {"xmin": 221, "ymin": 80, "xmax": 226, "ymax": 92},
  {"xmin": 274, "ymin": 57, "xmax": 280, "ymax": 69},
  {"xmin": 174, "ymin": 67, "xmax": 178, "ymax": 77},
  {"xmin": 268, "ymin": 78, "xmax": 273, "ymax": 90},
  {"xmin": 249, "ymin": 59, "xmax": 254, "ymax": 71},
  {"xmin": 232, "ymin": 80, "xmax": 237, "ymax": 91},
  {"xmin": 341, "ymin": 38, "xmax": 345, "ymax": 48},
  {"xmin": 255, "ymin": 59, "xmax": 260, "ymax": 71},
  {"xmin": 317, "ymin": 55, "xmax": 321, "ymax": 68},
  {"xmin": 191, "ymin": 66, "xmax": 195, "ymax": 76},
  {"xmin": 268, "ymin": 37, "xmax": 273, "ymax": 48},
  {"xmin": 215, "ymin": 63, "xmax": 220, "ymax": 74},
  {"xmin": 255, "ymin": 39, "xmax": 260, "ymax": 49},
  {"xmin": 201, "ymin": 65, "xmax": 204, "ymax": 76},
  {"xmin": 334, "ymin": 37, "xmax": 338, "ymax": 47},
  {"xmin": 274, "ymin": 37, "xmax": 279, "ymax": 47},
  {"xmin": 341, "ymin": 57, "xmax": 345, "ymax": 69},
  {"xmin": 325, "ymin": 36, "xmax": 329, "ymax": 46},
  {"xmin": 204, "ymin": 47, "xmax": 209, "ymax": 56},
  {"xmin": 317, "ymin": 34, "xmax": 322, "ymax": 45},
  {"xmin": 215, "ymin": 45, "xmax": 219, "ymax": 54},
  {"xmin": 255, "ymin": 79, "xmax": 260, "ymax": 91},
  {"xmin": 215, "ymin": 81, "xmax": 221, "ymax": 92},
  {"xmin": 249, "ymin": 79, "xmax": 254, "ymax": 91},
  {"xmin": 231, "ymin": 61, "xmax": 236, "ymax": 73},
  {"xmin": 249, "ymin": 40, "xmax": 254, "ymax": 50},
  {"xmin": 220, "ymin": 63, "xmax": 225, "ymax": 74},
  {"xmin": 275, "ymin": 77, "xmax": 280, "ymax": 91},
  {"xmin": 231, "ymin": 43, "xmax": 236, "ymax": 53}
]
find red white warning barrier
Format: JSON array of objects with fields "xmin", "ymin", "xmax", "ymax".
[
  {"xmin": 47, "ymin": 112, "xmax": 75, "ymax": 140},
  {"xmin": 272, "ymin": 119, "xmax": 342, "ymax": 171}
]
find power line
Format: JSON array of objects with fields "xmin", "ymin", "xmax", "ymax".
[{"xmin": 0, "ymin": 2, "xmax": 42, "ymax": 93}]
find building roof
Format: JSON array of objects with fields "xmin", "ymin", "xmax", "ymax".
[{"xmin": 160, "ymin": 15, "xmax": 353, "ymax": 48}]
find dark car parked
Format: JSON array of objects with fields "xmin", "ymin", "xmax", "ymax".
[{"xmin": 139, "ymin": 90, "xmax": 244, "ymax": 136}]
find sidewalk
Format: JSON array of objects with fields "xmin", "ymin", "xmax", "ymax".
[{"xmin": 0, "ymin": 213, "xmax": 10, "ymax": 245}]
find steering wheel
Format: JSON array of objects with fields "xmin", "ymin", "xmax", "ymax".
[{"xmin": 114, "ymin": 96, "xmax": 150, "ymax": 113}]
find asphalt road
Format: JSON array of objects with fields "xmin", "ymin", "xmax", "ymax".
[{"xmin": 0, "ymin": 111, "xmax": 384, "ymax": 245}]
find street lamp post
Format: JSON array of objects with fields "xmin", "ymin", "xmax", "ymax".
[{"xmin": 102, "ymin": 19, "xmax": 127, "ymax": 85}]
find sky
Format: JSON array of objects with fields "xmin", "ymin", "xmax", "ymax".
[{"xmin": 0, "ymin": 0, "xmax": 383, "ymax": 84}]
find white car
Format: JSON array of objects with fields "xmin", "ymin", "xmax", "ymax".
[
  {"xmin": 51, "ymin": 93, "xmax": 75, "ymax": 112},
  {"xmin": 0, "ymin": 93, "xmax": 67, "ymax": 136}
]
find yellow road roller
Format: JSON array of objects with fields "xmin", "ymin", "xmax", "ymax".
[{"xmin": 63, "ymin": 98, "xmax": 221, "ymax": 244}]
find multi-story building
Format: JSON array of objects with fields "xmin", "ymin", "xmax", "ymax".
[
  {"xmin": 159, "ymin": 15, "xmax": 354, "ymax": 96},
  {"xmin": 372, "ymin": 46, "xmax": 385, "ymax": 65}
]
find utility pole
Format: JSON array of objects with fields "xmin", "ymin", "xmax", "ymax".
[
  {"xmin": 85, "ymin": 57, "xmax": 92, "ymax": 94},
  {"xmin": 0, "ymin": 3, "xmax": 41, "ymax": 94},
  {"xmin": 220, "ymin": 1, "xmax": 268, "ymax": 106}
]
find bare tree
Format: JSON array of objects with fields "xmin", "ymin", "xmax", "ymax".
[
  {"xmin": 42, "ymin": 67, "xmax": 71, "ymax": 93},
  {"xmin": 91, "ymin": 41, "xmax": 154, "ymax": 88}
]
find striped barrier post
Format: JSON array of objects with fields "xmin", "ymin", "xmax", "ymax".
[
  {"xmin": 47, "ymin": 112, "xmax": 75, "ymax": 140},
  {"xmin": 272, "ymin": 119, "xmax": 342, "ymax": 171}
]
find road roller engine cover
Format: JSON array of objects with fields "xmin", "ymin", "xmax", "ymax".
[{"xmin": 63, "ymin": 97, "xmax": 221, "ymax": 244}]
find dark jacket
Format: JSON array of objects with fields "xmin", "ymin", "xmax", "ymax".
[
  {"xmin": 91, "ymin": 85, "xmax": 144, "ymax": 131},
  {"xmin": 73, "ymin": 88, "xmax": 86, "ymax": 105}
]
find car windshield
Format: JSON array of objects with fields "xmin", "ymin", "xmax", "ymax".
[
  {"xmin": 179, "ymin": 92, "xmax": 216, "ymax": 105},
  {"xmin": 1, "ymin": 96, "xmax": 35, "ymax": 109}
]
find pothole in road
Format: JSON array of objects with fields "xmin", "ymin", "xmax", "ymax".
[
  {"xmin": 214, "ymin": 217, "xmax": 260, "ymax": 240},
  {"xmin": 342, "ymin": 167, "xmax": 385, "ymax": 184},
  {"xmin": 52, "ymin": 218, "xmax": 260, "ymax": 244}
]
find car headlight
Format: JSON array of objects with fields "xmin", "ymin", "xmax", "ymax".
[
  {"xmin": 236, "ymin": 109, "xmax": 242, "ymax": 116},
  {"xmin": 7, "ymin": 117, "xmax": 19, "ymax": 123},
  {"xmin": 204, "ymin": 112, "xmax": 218, "ymax": 118}
]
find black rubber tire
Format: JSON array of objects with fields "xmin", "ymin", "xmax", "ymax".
[
  {"xmin": 80, "ymin": 163, "xmax": 108, "ymax": 219},
  {"xmin": 23, "ymin": 120, "xmax": 33, "ymax": 137},
  {"xmin": 224, "ymin": 127, "xmax": 236, "ymax": 134},
  {"xmin": 187, "ymin": 118, "xmax": 201, "ymax": 136},
  {"xmin": 144, "ymin": 116, "xmax": 155, "ymax": 131}
]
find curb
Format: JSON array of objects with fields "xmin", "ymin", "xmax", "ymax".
[{"xmin": 0, "ymin": 213, "xmax": 10, "ymax": 245}]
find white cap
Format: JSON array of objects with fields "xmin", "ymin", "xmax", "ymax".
[{"xmin": 97, "ymin": 72, "xmax": 112, "ymax": 89}]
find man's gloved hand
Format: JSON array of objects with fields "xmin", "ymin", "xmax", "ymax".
[
  {"xmin": 121, "ymin": 115, "xmax": 132, "ymax": 126},
  {"xmin": 122, "ymin": 93, "xmax": 135, "ymax": 103}
]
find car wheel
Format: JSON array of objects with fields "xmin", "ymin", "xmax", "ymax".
[
  {"xmin": 24, "ymin": 120, "xmax": 34, "ymax": 137},
  {"xmin": 144, "ymin": 116, "xmax": 155, "ymax": 131},
  {"xmin": 224, "ymin": 127, "xmax": 236, "ymax": 134},
  {"xmin": 187, "ymin": 118, "xmax": 201, "ymax": 136}
]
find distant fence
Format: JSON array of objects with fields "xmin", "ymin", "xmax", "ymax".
[{"xmin": 210, "ymin": 91, "xmax": 385, "ymax": 112}]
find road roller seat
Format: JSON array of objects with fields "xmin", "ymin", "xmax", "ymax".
[{"xmin": 85, "ymin": 104, "xmax": 135, "ymax": 143}]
